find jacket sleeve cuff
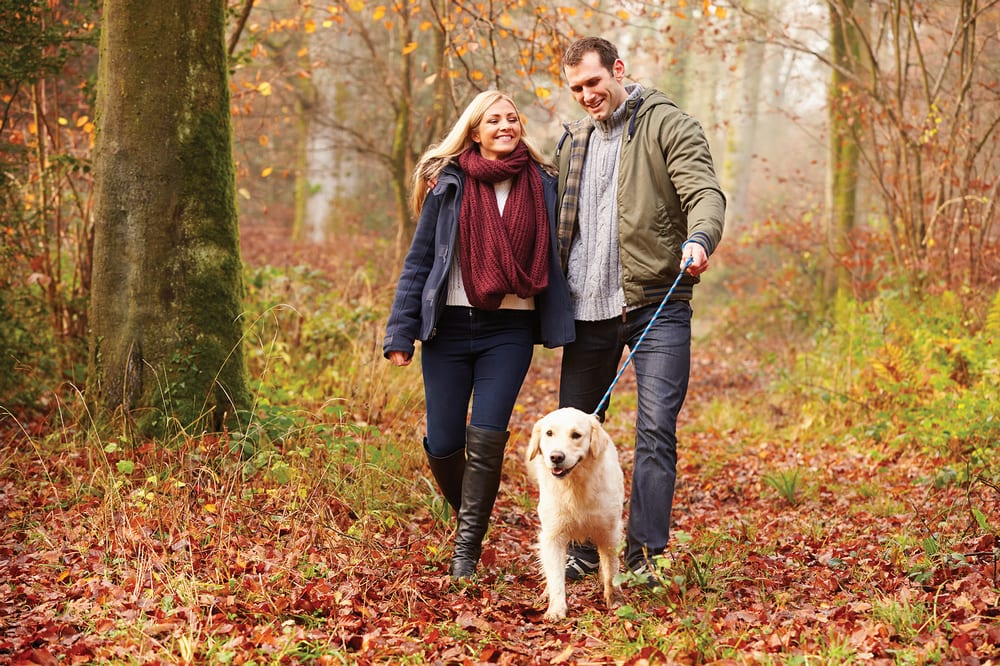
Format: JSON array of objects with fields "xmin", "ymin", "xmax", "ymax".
[
  {"xmin": 382, "ymin": 336, "xmax": 416, "ymax": 359},
  {"xmin": 683, "ymin": 233, "xmax": 713, "ymax": 255}
]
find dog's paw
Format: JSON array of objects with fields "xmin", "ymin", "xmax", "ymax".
[
  {"xmin": 606, "ymin": 585, "xmax": 625, "ymax": 609},
  {"xmin": 543, "ymin": 604, "xmax": 568, "ymax": 621}
]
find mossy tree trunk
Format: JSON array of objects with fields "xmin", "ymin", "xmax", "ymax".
[
  {"xmin": 823, "ymin": 0, "xmax": 867, "ymax": 300},
  {"xmin": 87, "ymin": 0, "xmax": 251, "ymax": 435}
]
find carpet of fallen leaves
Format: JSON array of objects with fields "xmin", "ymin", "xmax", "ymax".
[{"xmin": 2, "ymin": 227, "xmax": 998, "ymax": 665}]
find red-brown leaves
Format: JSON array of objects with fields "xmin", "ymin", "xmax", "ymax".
[{"xmin": 3, "ymin": 228, "xmax": 999, "ymax": 663}]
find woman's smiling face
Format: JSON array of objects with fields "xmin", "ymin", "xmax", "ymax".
[{"xmin": 472, "ymin": 99, "xmax": 522, "ymax": 160}]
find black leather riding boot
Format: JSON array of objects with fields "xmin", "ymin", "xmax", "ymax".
[
  {"xmin": 425, "ymin": 442, "xmax": 465, "ymax": 515},
  {"xmin": 449, "ymin": 426, "xmax": 509, "ymax": 579}
]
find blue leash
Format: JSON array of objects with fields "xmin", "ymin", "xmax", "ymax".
[{"xmin": 591, "ymin": 257, "xmax": 694, "ymax": 417}]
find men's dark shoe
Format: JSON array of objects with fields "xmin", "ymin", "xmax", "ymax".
[
  {"xmin": 628, "ymin": 562, "xmax": 662, "ymax": 589},
  {"xmin": 565, "ymin": 550, "xmax": 600, "ymax": 581}
]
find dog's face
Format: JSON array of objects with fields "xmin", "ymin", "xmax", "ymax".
[{"xmin": 527, "ymin": 407, "xmax": 610, "ymax": 479}]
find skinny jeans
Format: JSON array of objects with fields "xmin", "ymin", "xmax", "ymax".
[
  {"xmin": 421, "ymin": 306, "xmax": 534, "ymax": 456},
  {"xmin": 558, "ymin": 300, "xmax": 692, "ymax": 569}
]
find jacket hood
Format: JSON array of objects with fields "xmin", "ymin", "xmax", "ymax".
[
  {"xmin": 619, "ymin": 87, "xmax": 679, "ymax": 141},
  {"xmin": 631, "ymin": 87, "xmax": 677, "ymax": 119},
  {"xmin": 437, "ymin": 162, "xmax": 463, "ymax": 186},
  {"xmin": 561, "ymin": 86, "xmax": 678, "ymax": 141}
]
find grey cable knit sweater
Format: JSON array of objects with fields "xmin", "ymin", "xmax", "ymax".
[{"xmin": 566, "ymin": 85, "xmax": 643, "ymax": 321}]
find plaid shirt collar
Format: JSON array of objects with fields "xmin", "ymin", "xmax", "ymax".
[{"xmin": 556, "ymin": 119, "xmax": 595, "ymax": 271}]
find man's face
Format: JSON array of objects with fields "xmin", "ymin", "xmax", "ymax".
[{"xmin": 564, "ymin": 51, "xmax": 628, "ymax": 122}]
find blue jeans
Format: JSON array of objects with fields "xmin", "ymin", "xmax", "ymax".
[
  {"xmin": 559, "ymin": 301, "xmax": 692, "ymax": 569},
  {"xmin": 421, "ymin": 306, "xmax": 535, "ymax": 457}
]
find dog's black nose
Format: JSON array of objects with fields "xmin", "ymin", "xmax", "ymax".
[{"xmin": 549, "ymin": 451, "xmax": 565, "ymax": 465}]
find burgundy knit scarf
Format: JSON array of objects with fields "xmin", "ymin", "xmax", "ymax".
[{"xmin": 457, "ymin": 142, "xmax": 549, "ymax": 310}]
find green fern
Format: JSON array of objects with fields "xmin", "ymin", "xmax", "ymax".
[
  {"xmin": 985, "ymin": 288, "xmax": 1000, "ymax": 337},
  {"xmin": 871, "ymin": 343, "xmax": 912, "ymax": 385}
]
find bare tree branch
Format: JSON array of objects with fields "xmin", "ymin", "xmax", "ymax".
[{"xmin": 228, "ymin": 0, "xmax": 256, "ymax": 57}]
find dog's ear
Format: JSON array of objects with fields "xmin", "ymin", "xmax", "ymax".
[
  {"xmin": 527, "ymin": 420, "xmax": 542, "ymax": 461},
  {"xmin": 588, "ymin": 414, "xmax": 611, "ymax": 458}
]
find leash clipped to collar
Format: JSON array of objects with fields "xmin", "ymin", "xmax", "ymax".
[{"xmin": 591, "ymin": 257, "xmax": 694, "ymax": 418}]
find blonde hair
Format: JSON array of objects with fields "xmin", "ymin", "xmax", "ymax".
[{"xmin": 410, "ymin": 90, "xmax": 556, "ymax": 216}]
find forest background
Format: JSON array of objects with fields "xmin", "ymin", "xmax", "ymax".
[{"xmin": 1, "ymin": 0, "xmax": 999, "ymax": 663}]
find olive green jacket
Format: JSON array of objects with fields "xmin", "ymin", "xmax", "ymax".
[{"xmin": 555, "ymin": 87, "xmax": 726, "ymax": 305}]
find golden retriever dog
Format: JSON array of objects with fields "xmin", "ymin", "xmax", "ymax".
[{"xmin": 526, "ymin": 407, "xmax": 625, "ymax": 621}]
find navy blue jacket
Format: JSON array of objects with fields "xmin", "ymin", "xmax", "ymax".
[{"xmin": 383, "ymin": 163, "xmax": 575, "ymax": 358}]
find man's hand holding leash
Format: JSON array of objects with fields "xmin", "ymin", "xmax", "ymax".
[{"xmin": 682, "ymin": 241, "xmax": 709, "ymax": 277}]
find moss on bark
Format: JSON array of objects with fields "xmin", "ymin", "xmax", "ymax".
[{"xmin": 87, "ymin": 0, "xmax": 251, "ymax": 435}]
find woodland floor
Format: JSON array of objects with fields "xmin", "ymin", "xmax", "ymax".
[{"xmin": 1, "ymin": 227, "xmax": 997, "ymax": 664}]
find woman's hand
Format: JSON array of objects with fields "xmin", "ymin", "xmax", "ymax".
[{"xmin": 388, "ymin": 350, "xmax": 412, "ymax": 367}]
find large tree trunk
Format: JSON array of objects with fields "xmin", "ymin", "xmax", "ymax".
[{"xmin": 87, "ymin": 0, "xmax": 251, "ymax": 434}]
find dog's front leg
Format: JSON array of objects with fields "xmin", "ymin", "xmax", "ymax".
[
  {"xmin": 539, "ymin": 529, "xmax": 569, "ymax": 621},
  {"xmin": 597, "ymin": 543, "xmax": 624, "ymax": 609}
]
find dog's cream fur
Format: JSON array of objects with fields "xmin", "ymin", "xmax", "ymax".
[{"xmin": 526, "ymin": 407, "xmax": 625, "ymax": 620}]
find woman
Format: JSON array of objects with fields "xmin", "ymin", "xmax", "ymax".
[{"xmin": 383, "ymin": 91, "xmax": 574, "ymax": 579}]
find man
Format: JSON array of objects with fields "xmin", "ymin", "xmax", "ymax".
[{"xmin": 554, "ymin": 37, "xmax": 725, "ymax": 581}]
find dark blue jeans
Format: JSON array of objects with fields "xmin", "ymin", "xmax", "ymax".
[
  {"xmin": 421, "ymin": 306, "xmax": 535, "ymax": 457},
  {"xmin": 559, "ymin": 301, "xmax": 692, "ymax": 569}
]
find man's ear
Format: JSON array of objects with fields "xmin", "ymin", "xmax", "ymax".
[{"xmin": 612, "ymin": 58, "xmax": 626, "ymax": 82}]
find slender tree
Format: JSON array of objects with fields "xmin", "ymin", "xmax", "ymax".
[
  {"xmin": 824, "ymin": 0, "xmax": 867, "ymax": 299},
  {"xmin": 723, "ymin": 0, "xmax": 769, "ymax": 230},
  {"xmin": 307, "ymin": 0, "xmax": 572, "ymax": 257},
  {"xmin": 735, "ymin": 0, "xmax": 1000, "ymax": 294},
  {"xmin": 87, "ymin": 0, "xmax": 251, "ymax": 434}
]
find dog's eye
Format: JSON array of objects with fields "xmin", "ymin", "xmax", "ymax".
[
  {"xmin": 545, "ymin": 429, "xmax": 554, "ymax": 437},
  {"xmin": 570, "ymin": 431, "xmax": 582, "ymax": 439}
]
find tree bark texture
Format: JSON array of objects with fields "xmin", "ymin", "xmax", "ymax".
[
  {"xmin": 88, "ymin": 0, "xmax": 251, "ymax": 433},
  {"xmin": 824, "ymin": 0, "xmax": 865, "ymax": 299}
]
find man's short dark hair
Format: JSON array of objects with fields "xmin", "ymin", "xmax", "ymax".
[{"xmin": 563, "ymin": 37, "xmax": 619, "ymax": 72}]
